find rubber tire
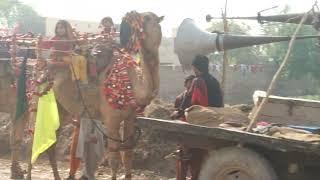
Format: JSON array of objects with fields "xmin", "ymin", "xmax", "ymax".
[{"xmin": 199, "ymin": 147, "xmax": 278, "ymax": 180}]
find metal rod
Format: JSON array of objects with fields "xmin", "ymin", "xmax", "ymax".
[{"xmin": 221, "ymin": 0, "xmax": 229, "ymax": 102}]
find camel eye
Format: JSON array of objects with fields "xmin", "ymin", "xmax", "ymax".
[{"xmin": 144, "ymin": 16, "xmax": 151, "ymax": 22}]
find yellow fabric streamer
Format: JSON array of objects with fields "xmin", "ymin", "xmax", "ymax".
[
  {"xmin": 134, "ymin": 53, "xmax": 141, "ymax": 65},
  {"xmin": 63, "ymin": 55, "xmax": 88, "ymax": 84},
  {"xmin": 31, "ymin": 89, "xmax": 60, "ymax": 164}
]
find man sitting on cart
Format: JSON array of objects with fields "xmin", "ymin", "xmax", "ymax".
[{"xmin": 174, "ymin": 55, "xmax": 223, "ymax": 180}]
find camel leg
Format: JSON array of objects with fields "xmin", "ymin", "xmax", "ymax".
[
  {"xmin": 106, "ymin": 118, "xmax": 121, "ymax": 180},
  {"xmin": 26, "ymin": 111, "xmax": 38, "ymax": 180},
  {"xmin": 121, "ymin": 117, "xmax": 135, "ymax": 180},
  {"xmin": 26, "ymin": 145, "xmax": 35, "ymax": 180},
  {"xmin": 67, "ymin": 126, "xmax": 81, "ymax": 179},
  {"xmin": 26, "ymin": 151, "xmax": 32, "ymax": 180},
  {"xmin": 45, "ymin": 104, "xmax": 65, "ymax": 180},
  {"xmin": 26, "ymin": 131, "xmax": 33, "ymax": 180},
  {"xmin": 47, "ymin": 143, "xmax": 61, "ymax": 180},
  {"xmin": 10, "ymin": 113, "xmax": 27, "ymax": 179}
]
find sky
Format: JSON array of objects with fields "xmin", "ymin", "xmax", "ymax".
[{"xmin": 21, "ymin": 0, "xmax": 317, "ymax": 36}]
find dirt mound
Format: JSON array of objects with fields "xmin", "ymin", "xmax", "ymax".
[
  {"xmin": 144, "ymin": 99, "xmax": 175, "ymax": 119},
  {"xmin": 134, "ymin": 99, "xmax": 176, "ymax": 177},
  {"xmin": 228, "ymin": 104, "xmax": 253, "ymax": 115},
  {"xmin": 185, "ymin": 105, "xmax": 250, "ymax": 128},
  {"xmin": 133, "ymin": 129, "xmax": 176, "ymax": 176}
]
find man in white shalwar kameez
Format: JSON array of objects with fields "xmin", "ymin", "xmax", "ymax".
[{"xmin": 76, "ymin": 118, "xmax": 106, "ymax": 180}]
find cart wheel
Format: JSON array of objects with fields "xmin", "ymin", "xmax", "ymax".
[{"xmin": 199, "ymin": 147, "xmax": 277, "ymax": 180}]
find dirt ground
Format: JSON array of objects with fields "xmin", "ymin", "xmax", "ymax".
[
  {"xmin": 0, "ymin": 157, "xmax": 171, "ymax": 180},
  {"xmin": 0, "ymin": 99, "xmax": 177, "ymax": 179},
  {"xmin": 0, "ymin": 99, "xmax": 254, "ymax": 179}
]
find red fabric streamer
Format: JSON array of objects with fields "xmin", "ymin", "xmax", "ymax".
[{"xmin": 122, "ymin": 11, "xmax": 145, "ymax": 53}]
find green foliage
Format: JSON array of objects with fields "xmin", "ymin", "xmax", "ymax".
[
  {"xmin": 0, "ymin": 0, "xmax": 18, "ymax": 27},
  {"xmin": 0, "ymin": 0, "xmax": 45, "ymax": 34},
  {"xmin": 262, "ymin": 7, "xmax": 320, "ymax": 83},
  {"xmin": 207, "ymin": 20, "xmax": 264, "ymax": 64}
]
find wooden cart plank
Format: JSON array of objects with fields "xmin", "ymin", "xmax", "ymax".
[
  {"xmin": 254, "ymin": 92, "xmax": 320, "ymax": 126},
  {"xmin": 137, "ymin": 117, "xmax": 320, "ymax": 154}
]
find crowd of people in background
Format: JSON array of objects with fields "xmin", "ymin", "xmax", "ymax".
[{"xmin": 212, "ymin": 63, "xmax": 265, "ymax": 75}]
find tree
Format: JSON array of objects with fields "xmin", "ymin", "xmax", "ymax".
[
  {"xmin": 207, "ymin": 20, "xmax": 265, "ymax": 64},
  {"xmin": 0, "ymin": 0, "xmax": 18, "ymax": 27},
  {"xmin": 262, "ymin": 6, "xmax": 320, "ymax": 84},
  {"xmin": 0, "ymin": 0, "xmax": 45, "ymax": 34}
]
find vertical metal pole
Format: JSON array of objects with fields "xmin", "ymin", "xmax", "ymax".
[{"xmin": 221, "ymin": 0, "xmax": 229, "ymax": 102}]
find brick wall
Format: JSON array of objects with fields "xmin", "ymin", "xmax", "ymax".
[{"xmin": 158, "ymin": 64, "xmax": 317, "ymax": 105}]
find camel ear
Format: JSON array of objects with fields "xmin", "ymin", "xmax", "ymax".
[
  {"xmin": 158, "ymin": 16, "xmax": 164, "ymax": 23},
  {"xmin": 120, "ymin": 20, "xmax": 131, "ymax": 47}
]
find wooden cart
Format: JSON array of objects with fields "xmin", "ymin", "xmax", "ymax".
[{"xmin": 137, "ymin": 116, "xmax": 320, "ymax": 180}]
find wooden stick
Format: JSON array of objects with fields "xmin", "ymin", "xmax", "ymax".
[
  {"xmin": 246, "ymin": 11, "xmax": 309, "ymax": 132},
  {"xmin": 10, "ymin": 34, "xmax": 17, "ymax": 64},
  {"xmin": 36, "ymin": 35, "xmax": 43, "ymax": 60},
  {"xmin": 221, "ymin": 0, "xmax": 229, "ymax": 101}
]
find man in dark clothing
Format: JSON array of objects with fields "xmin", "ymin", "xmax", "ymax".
[
  {"xmin": 175, "ymin": 55, "xmax": 223, "ymax": 180},
  {"xmin": 191, "ymin": 55, "xmax": 223, "ymax": 108}
]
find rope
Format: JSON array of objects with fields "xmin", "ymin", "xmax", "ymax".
[
  {"xmin": 68, "ymin": 56, "xmax": 141, "ymax": 144},
  {"xmin": 0, "ymin": 32, "xmax": 119, "ymax": 43},
  {"xmin": 14, "ymin": 47, "xmax": 72, "ymax": 53}
]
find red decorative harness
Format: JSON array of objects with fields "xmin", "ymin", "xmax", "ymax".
[
  {"xmin": 103, "ymin": 48, "xmax": 138, "ymax": 110},
  {"xmin": 103, "ymin": 11, "xmax": 146, "ymax": 114},
  {"xmin": 12, "ymin": 59, "xmax": 53, "ymax": 112},
  {"xmin": 122, "ymin": 11, "xmax": 145, "ymax": 53}
]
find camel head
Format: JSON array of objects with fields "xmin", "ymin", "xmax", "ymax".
[
  {"xmin": 120, "ymin": 11, "xmax": 164, "ymax": 55},
  {"xmin": 141, "ymin": 12, "xmax": 164, "ymax": 54},
  {"xmin": 90, "ymin": 11, "xmax": 163, "ymax": 72}
]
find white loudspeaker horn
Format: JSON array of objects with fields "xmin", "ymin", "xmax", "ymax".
[{"xmin": 174, "ymin": 18, "xmax": 320, "ymax": 71}]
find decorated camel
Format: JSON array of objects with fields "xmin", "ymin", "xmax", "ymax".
[{"xmin": 4, "ymin": 11, "xmax": 163, "ymax": 180}]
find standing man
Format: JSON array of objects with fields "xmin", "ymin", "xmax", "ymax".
[
  {"xmin": 190, "ymin": 55, "xmax": 223, "ymax": 108},
  {"xmin": 176, "ymin": 55, "xmax": 223, "ymax": 180}
]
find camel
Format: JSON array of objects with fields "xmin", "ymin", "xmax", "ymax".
[{"xmin": 4, "ymin": 11, "xmax": 163, "ymax": 180}]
